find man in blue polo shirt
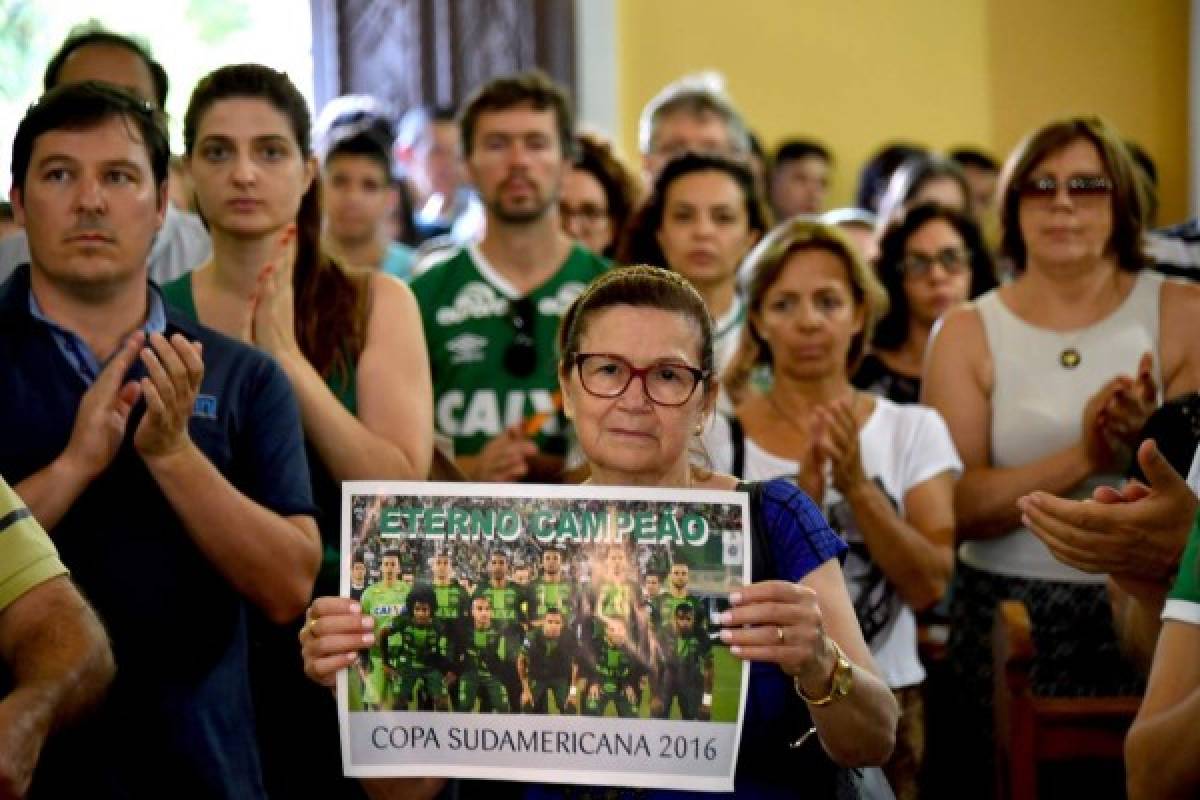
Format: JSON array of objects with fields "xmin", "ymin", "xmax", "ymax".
[{"xmin": 0, "ymin": 82, "xmax": 321, "ymax": 798}]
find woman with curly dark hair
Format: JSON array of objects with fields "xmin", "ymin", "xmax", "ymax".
[
  {"xmin": 560, "ymin": 131, "xmax": 641, "ymax": 258},
  {"xmin": 854, "ymin": 202, "xmax": 997, "ymax": 404}
]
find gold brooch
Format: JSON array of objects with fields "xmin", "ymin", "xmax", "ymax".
[{"xmin": 1059, "ymin": 348, "xmax": 1081, "ymax": 369}]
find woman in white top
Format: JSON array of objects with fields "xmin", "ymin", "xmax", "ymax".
[
  {"xmin": 712, "ymin": 218, "xmax": 960, "ymax": 800},
  {"xmin": 619, "ymin": 152, "xmax": 767, "ymax": 380},
  {"xmin": 923, "ymin": 115, "xmax": 1200, "ymax": 795}
]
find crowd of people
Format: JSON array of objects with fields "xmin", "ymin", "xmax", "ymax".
[{"xmin": 3, "ymin": 17, "xmax": 1200, "ymax": 800}]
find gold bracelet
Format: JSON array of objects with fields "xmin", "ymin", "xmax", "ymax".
[{"xmin": 794, "ymin": 637, "xmax": 853, "ymax": 706}]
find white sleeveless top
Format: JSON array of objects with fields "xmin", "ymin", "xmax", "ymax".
[{"xmin": 960, "ymin": 269, "xmax": 1165, "ymax": 583}]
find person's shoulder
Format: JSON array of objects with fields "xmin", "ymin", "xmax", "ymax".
[
  {"xmin": 410, "ymin": 246, "xmax": 473, "ymax": 300},
  {"xmin": 873, "ymin": 394, "xmax": 943, "ymax": 431},
  {"xmin": 752, "ymin": 478, "xmax": 847, "ymax": 573},
  {"xmin": 926, "ymin": 300, "xmax": 990, "ymax": 380},
  {"xmin": 564, "ymin": 244, "xmax": 611, "ymax": 278},
  {"xmin": 159, "ymin": 272, "xmax": 194, "ymax": 312},
  {"xmin": 934, "ymin": 299, "xmax": 987, "ymax": 341},
  {"xmin": 755, "ymin": 478, "xmax": 826, "ymax": 534},
  {"xmin": 367, "ymin": 268, "xmax": 420, "ymax": 316},
  {"xmin": 1159, "ymin": 271, "xmax": 1200, "ymax": 314}
]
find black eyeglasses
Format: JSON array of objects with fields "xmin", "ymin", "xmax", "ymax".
[
  {"xmin": 503, "ymin": 297, "xmax": 537, "ymax": 377},
  {"xmin": 559, "ymin": 203, "xmax": 610, "ymax": 227},
  {"xmin": 1019, "ymin": 175, "xmax": 1114, "ymax": 205},
  {"xmin": 898, "ymin": 247, "xmax": 970, "ymax": 279},
  {"xmin": 573, "ymin": 353, "xmax": 708, "ymax": 407}
]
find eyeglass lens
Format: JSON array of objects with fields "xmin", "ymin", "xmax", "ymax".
[
  {"xmin": 902, "ymin": 248, "xmax": 968, "ymax": 277},
  {"xmin": 1020, "ymin": 175, "xmax": 1113, "ymax": 202},
  {"xmin": 576, "ymin": 353, "xmax": 702, "ymax": 406}
]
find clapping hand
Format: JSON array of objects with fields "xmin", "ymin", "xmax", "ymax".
[
  {"xmin": 134, "ymin": 333, "xmax": 204, "ymax": 462},
  {"xmin": 250, "ymin": 225, "xmax": 300, "ymax": 357}
]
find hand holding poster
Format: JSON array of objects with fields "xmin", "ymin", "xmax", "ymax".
[{"xmin": 339, "ymin": 481, "xmax": 750, "ymax": 791}]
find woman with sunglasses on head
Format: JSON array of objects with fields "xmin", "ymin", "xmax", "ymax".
[
  {"xmin": 162, "ymin": 64, "xmax": 433, "ymax": 799},
  {"xmin": 854, "ymin": 203, "xmax": 997, "ymax": 404},
  {"xmin": 712, "ymin": 219, "xmax": 960, "ymax": 800},
  {"xmin": 620, "ymin": 152, "xmax": 768, "ymax": 381},
  {"xmin": 874, "ymin": 154, "xmax": 973, "ymax": 233},
  {"xmin": 922, "ymin": 116, "xmax": 1200, "ymax": 795},
  {"xmin": 302, "ymin": 266, "xmax": 900, "ymax": 798}
]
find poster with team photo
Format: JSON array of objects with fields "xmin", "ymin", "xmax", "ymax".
[{"xmin": 338, "ymin": 481, "xmax": 751, "ymax": 792}]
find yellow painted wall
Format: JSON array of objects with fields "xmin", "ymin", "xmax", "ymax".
[
  {"xmin": 986, "ymin": 0, "xmax": 1189, "ymax": 225},
  {"xmin": 616, "ymin": 0, "xmax": 1189, "ymax": 224}
]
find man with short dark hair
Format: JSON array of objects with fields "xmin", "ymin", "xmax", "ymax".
[
  {"xmin": 518, "ymin": 607, "xmax": 580, "ymax": 713},
  {"xmin": 411, "ymin": 71, "xmax": 608, "ymax": 482},
  {"xmin": 319, "ymin": 111, "xmax": 415, "ymax": 279},
  {"xmin": 0, "ymin": 24, "xmax": 211, "ymax": 288},
  {"xmin": 453, "ymin": 595, "xmax": 519, "ymax": 712},
  {"xmin": 652, "ymin": 601, "xmax": 714, "ymax": 721},
  {"xmin": 0, "ymin": 81, "xmax": 320, "ymax": 799},
  {"xmin": 652, "ymin": 561, "xmax": 705, "ymax": 632},
  {"xmin": 770, "ymin": 138, "xmax": 833, "ymax": 218},
  {"xmin": 527, "ymin": 545, "xmax": 577, "ymax": 627},
  {"xmin": 948, "ymin": 146, "xmax": 1000, "ymax": 215}
]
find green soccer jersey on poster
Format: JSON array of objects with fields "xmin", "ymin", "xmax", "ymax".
[
  {"xmin": 475, "ymin": 583, "xmax": 526, "ymax": 630},
  {"xmin": 592, "ymin": 641, "xmax": 638, "ymax": 690},
  {"xmin": 411, "ymin": 243, "xmax": 608, "ymax": 458},
  {"xmin": 384, "ymin": 619, "xmax": 448, "ymax": 672},
  {"xmin": 528, "ymin": 578, "xmax": 576, "ymax": 622},
  {"xmin": 662, "ymin": 628, "xmax": 713, "ymax": 683},
  {"xmin": 459, "ymin": 626, "xmax": 514, "ymax": 676},
  {"xmin": 361, "ymin": 580, "xmax": 412, "ymax": 635},
  {"xmin": 596, "ymin": 581, "xmax": 638, "ymax": 622},
  {"xmin": 431, "ymin": 581, "xmax": 469, "ymax": 628}
]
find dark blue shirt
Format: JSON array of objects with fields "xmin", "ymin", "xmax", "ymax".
[{"xmin": 0, "ymin": 266, "xmax": 316, "ymax": 800}]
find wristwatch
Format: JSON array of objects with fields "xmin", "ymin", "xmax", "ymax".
[{"xmin": 794, "ymin": 637, "xmax": 853, "ymax": 706}]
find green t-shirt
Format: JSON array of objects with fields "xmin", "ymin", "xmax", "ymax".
[
  {"xmin": 1164, "ymin": 510, "xmax": 1200, "ymax": 625},
  {"xmin": 410, "ymin": 243, "xmax": 608, "ymax": 458},
  {"xmin": 0, "ymin": 478, "xmax": 67, "ymax": 610}
]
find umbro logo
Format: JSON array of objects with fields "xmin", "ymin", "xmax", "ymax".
[{"xmin": 446, "ymin": 333, "xmax": 488, "ymax": 364}]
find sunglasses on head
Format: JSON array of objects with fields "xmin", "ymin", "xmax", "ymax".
[
  {"xmin": 1019, "ymin": 174, "xmax": 1114, "ymax": 203},
  {"xmin": 503, "ymin": 297, "xmax": 538, "ymax": 377}
]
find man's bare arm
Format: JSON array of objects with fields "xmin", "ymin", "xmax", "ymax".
[{"xmin": 0, "ymin": 577, "xmax": 114, "ymax": 798}]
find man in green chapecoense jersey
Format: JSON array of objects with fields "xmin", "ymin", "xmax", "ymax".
[{"xmin": 410, "ymin": 71, "xmax": 608, "ymax": 483}]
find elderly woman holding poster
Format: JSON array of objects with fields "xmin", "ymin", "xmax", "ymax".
[{"xmin": 302, "ymin": 266, "xmax": 898, "ymax": 797}]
